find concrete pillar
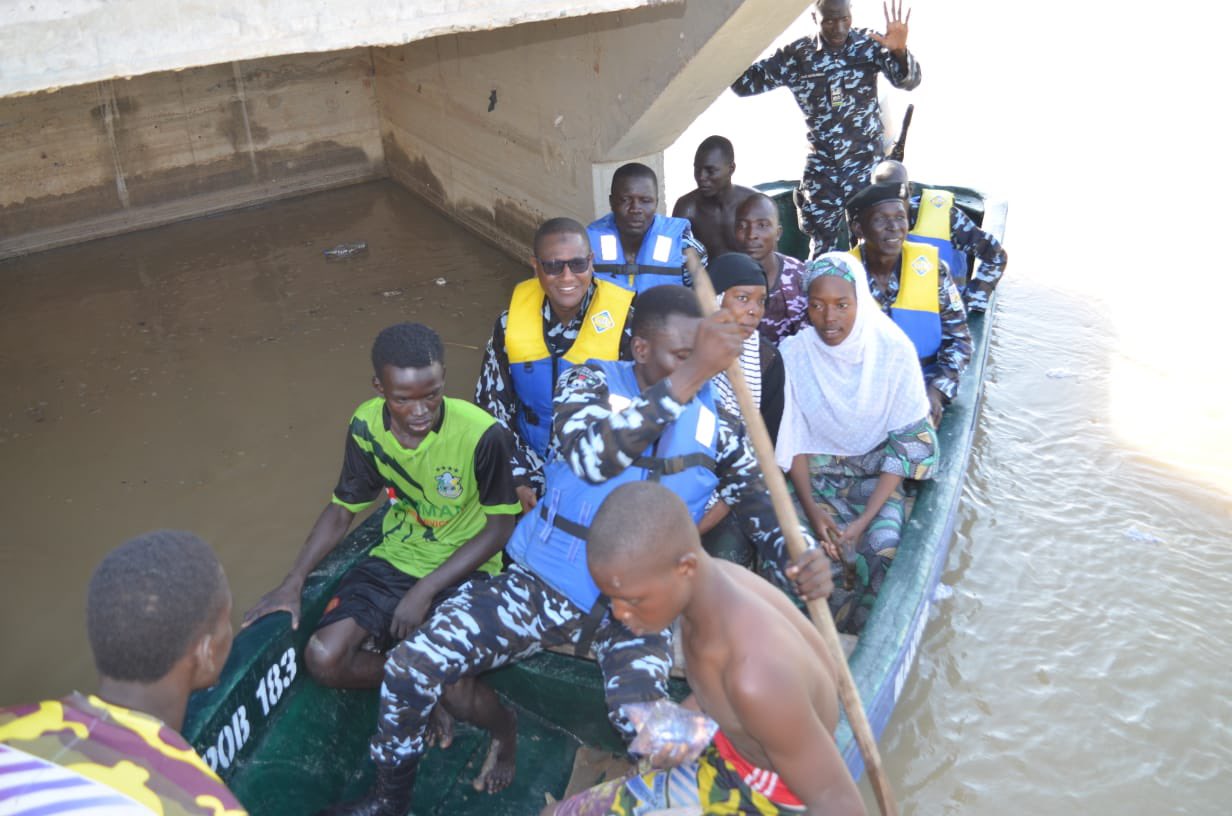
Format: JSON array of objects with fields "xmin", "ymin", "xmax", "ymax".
[{"xmin": 375, "ymin": 0, "xmax": 809, "ymax": 257}]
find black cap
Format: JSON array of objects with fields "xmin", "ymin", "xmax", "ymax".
[
  {"xmin": 708, "ymin": 253, "xmax": 767, "ymax": 293},
  {"xmin": 845, "ymin": 181, "xmax": 909, "ymax": 219}
]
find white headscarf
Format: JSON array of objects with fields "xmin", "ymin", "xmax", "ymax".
[{"xmin": 774, "ymin": 252, "xmax": 930, "ymax": 467}]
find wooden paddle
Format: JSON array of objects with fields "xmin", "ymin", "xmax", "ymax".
[{"xmin": 688, "ymin": 257, "xmax": 899, "ymax": 816}]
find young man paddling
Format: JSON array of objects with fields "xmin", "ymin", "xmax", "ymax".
[
  {"xmin": 243, "ymin": 322, "xmax": 522, "ymax": 793},
  {"xmin": 0, "ymin": 531, "xmax": 248, "ymax": 815},
  {"xmin": 549, "ymin": 482, "xmax": 862, "ymax": 816}
]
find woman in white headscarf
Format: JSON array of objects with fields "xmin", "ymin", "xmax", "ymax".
[{"xmin": 775, "ymin": 252, "xmax": 938, "ymax": 633}]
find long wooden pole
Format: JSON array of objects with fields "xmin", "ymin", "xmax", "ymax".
[{"xmin": 689, "ymin": 260, "xmax": 898, "ymax": 816}]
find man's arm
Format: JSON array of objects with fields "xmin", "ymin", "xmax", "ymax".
[
  {"xmin": 950, "ymin": 207, "xmax": 1008, "ymax": 303},
  {"xmin": 475, "ymin": 313, "xmax": 542, "ymax": 497},
  {"xmin": 728, "ymin": 663, "xmax": 865, "ymax": 816},
  {"xmin": 672, "ymin": 192, "xmax": 698, "ymax": 220},
  {"xmin": 243, "ymin": 429, "xmax": 381, "ymax": 629},
  {"xmin": 554, "ymin": 314, "xmax": 746, "ymax": 483},
  {"xmin": 870, "ymin": 1, "xmax": 921, "ymax": 89},
  {"xmin": 389, "ymin": 424, "xmax": 520, "ymax": 639},
  {"xmin": 928, "ymin": 263, "xmax": 973, "ymax": 413},
  {"xmin": 730, "ymin": 41, "xmax": 798, "ymax": 97}
]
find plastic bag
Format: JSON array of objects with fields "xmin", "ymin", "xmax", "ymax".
[{"xmin": 623, "ymin": 700, "xmax": 718, "ymax": 765}]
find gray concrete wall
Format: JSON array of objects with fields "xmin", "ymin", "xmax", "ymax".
[
  {"xmin": 0, "ymin": 0, "xmax": 676, "ymax": 98},
  {"xmin": 375, "ymin": 0, "xmax": 808, "ymax": 257},
  {"xmin": 0, "ymin": 50, "xmax": 384, "ymax": 258}
]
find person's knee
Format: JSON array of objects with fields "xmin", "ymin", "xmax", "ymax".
[
  {"xmin": 438, "ymin": 677, "xmax": 477, "ymax": 720},
  {"xmin": 304, "ymin": 632, "xmax": 347, "ymax": 687}
]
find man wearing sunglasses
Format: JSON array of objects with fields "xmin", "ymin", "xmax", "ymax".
[{"xmin": 476, "ymin": 217, "xmax": 636, "ymax": 512}]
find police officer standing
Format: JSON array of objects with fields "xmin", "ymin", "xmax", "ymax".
[{"xmin": 732, "ymin": 0, "xmax": 921, "ymax": 257}]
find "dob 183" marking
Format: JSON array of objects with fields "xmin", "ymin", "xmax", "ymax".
[{"xmin": 204, "ymin": 646, "xmax": 297, "ymax": 771}]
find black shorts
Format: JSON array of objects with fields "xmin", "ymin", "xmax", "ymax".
[{"xmin": 315, "ymin": 556, "xmax": 486, "ymax": 653}]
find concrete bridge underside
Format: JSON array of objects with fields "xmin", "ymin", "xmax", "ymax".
[{"xmin": 0, "ymin": 1, "xmax": 809, "ymax": 260}]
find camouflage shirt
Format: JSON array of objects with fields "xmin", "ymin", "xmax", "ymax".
[
  {"xmin": 475, "ymin": 282, "xmax": 635, "ymax": 491},
  {"xmin": 759, "ymin": 252, "xmax": 810, "ymax": 346},
  {"xmin": 732, "ymin": 30, "xmax": 921, "ymax": 162},
  {"xmin": 868, "ymin": 261, "xmax": 972, "ymax": 402},
  {"xmin": 909, "ymin": 196, "xmax": 1008, "ymax": 308},
  {"xmin": 552, "ymin": 363, "xmax": 815, "ymax": 587},
  {"xmin": 0, "ymin": 692, "xmax": 247, "ymax": 815}
]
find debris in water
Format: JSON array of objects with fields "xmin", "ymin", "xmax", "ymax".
[
  {"xmin": 323, "ymin": 241, "xmax": 368, "ymax": 259},
  {"xmin": 434, "ymin": 277, "xmax": 448, "ymax": 286},
  {"xmin": 1124, "ymin": 526, "xmax": 1164, "ymax": 544},
  {"xmin": 1045, "ymin": 367, "xmax": 1076, "ymax": 379},
  {"xmin": 381, "ymin": 289, "xmax": 404, "ymax": 298},
  {"xmin": 932, "ymin": 582, "xmax": 954, "ymax": 602}
]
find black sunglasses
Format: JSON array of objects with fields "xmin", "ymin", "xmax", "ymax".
[{"xmin": 537, "ymin": 255, "xmax": 592, "ymax": 276}]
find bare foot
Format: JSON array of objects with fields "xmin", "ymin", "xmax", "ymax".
[
  {"xmin": 426, "ymin": 703, "xmax": 454, "ymax": 750},
  {"xmin": 472, "ymin": 708, "xmax": 517, "ymax": 793}
]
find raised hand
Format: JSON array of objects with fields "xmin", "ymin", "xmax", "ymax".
[{"xmin": 871, "ymin": 0, "xmax": 911, "ymax": 54}]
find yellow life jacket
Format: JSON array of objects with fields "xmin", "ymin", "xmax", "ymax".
[
  {"xmin": 850, "ymin": 241, "xmax": 942, "ymax": 360},
  {"xmin": 505, "ymin": 278, "xmax": 633, "ymax": 456}
]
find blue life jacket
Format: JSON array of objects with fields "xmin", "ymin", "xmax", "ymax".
[
  {"xmin": 506, "ymin": 279, "xmax": 633, "ymax": 459},
  {"xmin": 587, "ymin": 213, "xmax": 689, "ymax": 294},
  {"xmin": 909, "ymin": 189, "xmax": 969, "ymax": 288},
  {"xmin": 850, "ymin": 243, "xmax": 943, "ymax": 361},
  {"xmin": 505, "ymin": 360, "xmax": 721, "ymax": 610}
]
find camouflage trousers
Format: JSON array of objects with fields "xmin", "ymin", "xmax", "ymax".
[
  {"xmin": 370, "ymin": 563, "xmax": 672, "ymax": 768},
  {"xmin": 798, "ymin": 150, "xmax": 879, "ymax": 257}
]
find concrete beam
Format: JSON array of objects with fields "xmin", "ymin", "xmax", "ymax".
[
  {"xmin": 0, "ymin": 0, "xmax": 680, "ymax": 99},
  {"xmin": 0, "ymin": 50, "xmax": 383, "ymax": 258},
  {"xmin": 376, "ymin": 0, "xmax": 809, "ymax": 257}
]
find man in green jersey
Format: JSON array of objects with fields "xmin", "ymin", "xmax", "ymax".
[{"xmin": 243, "ymin": 322, "xmax": 522, "ymax": 793}]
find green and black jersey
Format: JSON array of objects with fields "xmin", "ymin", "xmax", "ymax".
[{"xmin": 332, "ymin": 397, "xmax": 520, "ymax": 578}]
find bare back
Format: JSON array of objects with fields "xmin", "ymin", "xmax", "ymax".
[{"xmin": 673, "ymin": 185, "xmax": 759, "ymax": 258}]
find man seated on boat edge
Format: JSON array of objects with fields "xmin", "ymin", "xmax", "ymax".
[
  {"xmin": 588, "ymin": 162, "xmax": 707, "ymax": 294},
  {"xmin": 476, "ymin": 217, "xmax": 635, "ymax": 511},
  {"xmin": 871, "ymin": 159, "xmax": 1009, "ymax": 312},
  {"xmin": 0, "ymin": 531, "xmax": 248, "ymax": 815},
  {"xmin": 317, "ymin": 287, "xmax": 832, "ymax": 816},
  {"xmin": 547, "ymin": 483, "xmax": 862, "ymax": 816},
  {"xmin": 846, "ymin": 181, "xmax": 972, "ymax": 426},
  {"xmin": 731, "ymin": 0, "xmax": 921, "ymax": 257},
  {"xmin": 671, "ymin": 135, "xmax": 759, "ymax": 259},
  {"xmin": 736, "ymin": 192, "xmax": 811, "ymax": 346},
  {"xmin": 242, "ymin": 322, "xmax": 522, "ymax": 793}
]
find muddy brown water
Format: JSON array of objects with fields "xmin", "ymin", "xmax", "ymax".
[{"xmin": 0, "ymin": 180, "xmax": 524, "ymax": 703}]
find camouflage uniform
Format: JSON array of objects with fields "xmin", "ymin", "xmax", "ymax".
[
  {"xmin": 732, "ymin": 31, "xmax": 921, "ymax": 255},
  {"xmin": 371, "ymin": 365, "xmax": 813, "ymax": 770},
  {"xmin": 758, "ymin": 252, "xmax": 810, "ymax": 346},
  {"xmin": 868, "ymin": 261, "xmax": 972, "ymax": 403},
  {"xmin": 474, "ymin": 282, "xmax": 634, "ymax": 495},
  {"xmin": 908, "ymin": 196, "xmax": 1008, "ymax": 312},
  {"xmin": 0, "ymin": 693, "xmax": 247, "ymax": 815},
  {"xmin": 801, "ymin": 417, "xmax": 937, "ymax": 634}
]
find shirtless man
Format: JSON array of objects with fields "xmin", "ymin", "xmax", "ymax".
[
  {"xmin": 672, "ymin": 135, "xmax": 758, "ymax": 258},
  {"xmin": 550, "ymin": 482, "xmax": 863, "ymax": 815}
]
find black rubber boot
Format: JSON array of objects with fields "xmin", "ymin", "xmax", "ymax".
[{"xmin": 315, "ymin": 761, "xmax": 418, "ymax": 816}]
